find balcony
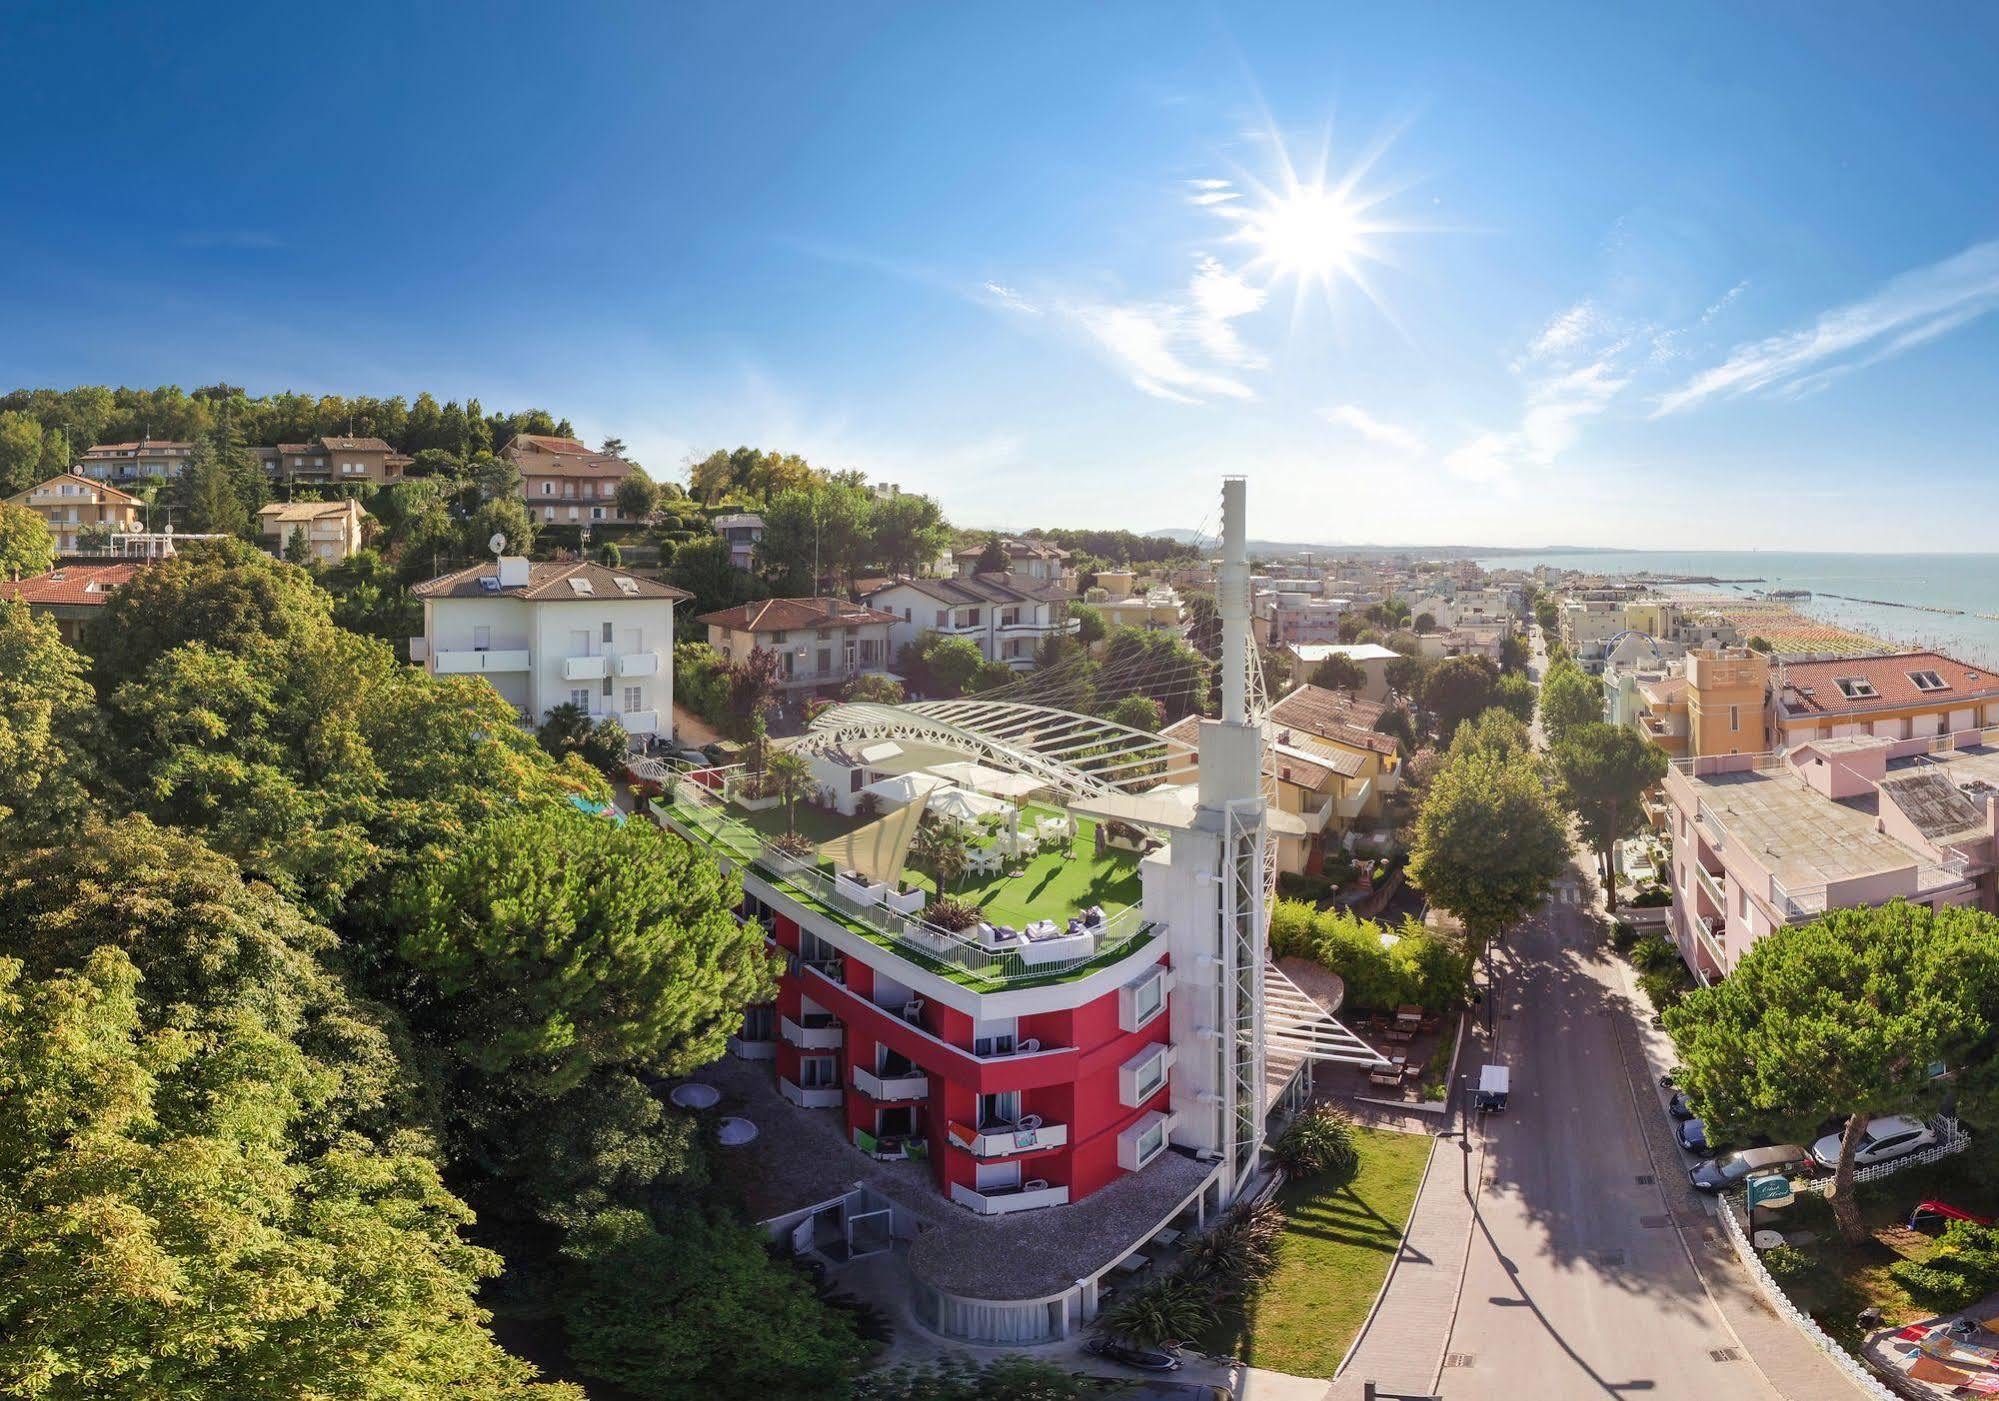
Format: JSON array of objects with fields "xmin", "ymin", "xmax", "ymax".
[
  {"xmin": 853, "ymin": 1063, "xmax": 930, "ymax": 1100},
  {"xmin": 622, "ymin": 709, "xmax": 659, "ymax": 735},
  {"xmin": 433, "ymin": 648, "xmax": 531, "ymax": 674},
  {"xmin": 779, "ymin": 1078, "xmax": 842, "ymax": 1109},
  {"xmin": 950, "ymin": 1181, "xmax": 1070, "ymax": 1215},
  {"xmin": 616, "ymin": 650, "xmax": 662, "ymax": 678},
  {"xmin": 563, "ymin": 655, "xmax": 609, "ymax": 681},
  {"xmin": 1693, "ymin": 915, "xmax": 1727, "ymax": 971},
  {"xmin": 407, "ymin": 637, "xmax": 429, "ymax": 663},
  {"xmin": 1695, "ymin": 863, "xmax": 1727, "ymax": 912},
  {"xmin": 950, "ymin": 1118, "xmax": 1069, "ymax": 1158},
  {"xmin": 780, "ymin": 1014, "xmax": 843, "ymax": 1050}
]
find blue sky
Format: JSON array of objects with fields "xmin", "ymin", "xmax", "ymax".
[{"xmin": 6, "ymin": 2, "xmax": 1999, "ymax": 550}]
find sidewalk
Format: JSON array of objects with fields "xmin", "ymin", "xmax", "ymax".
[{"xmin": 1325, "ymin": 1124, "xmax": 1481, "ymax": 1399}]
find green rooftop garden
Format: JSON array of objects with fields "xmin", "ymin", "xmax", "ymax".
[{"xmin": 650, "ymin": 784, "xmax": 1156, "ymax": 992}]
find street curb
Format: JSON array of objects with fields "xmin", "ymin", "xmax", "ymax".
[{"xmin": 1330, "ymin": 1130, "xmax": 1441, "ymax": 1382}]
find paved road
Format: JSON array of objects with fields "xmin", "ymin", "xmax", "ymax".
[
  {"xmin": 1435, "ymin": 622, "xmax": 1777, "ymax": 1398},
  {"xmin": 1436, "ymin": 873, "xmax": 1778, "ymax": 1399}
]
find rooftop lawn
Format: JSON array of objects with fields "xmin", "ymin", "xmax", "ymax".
[
  {"xmin": 1200, "ymin": 1125, "xmax": 1433, "ymax": 1378},
  {"xmin": 651, "ymin": 786, "xmax": 1156, "ymax": 991}
]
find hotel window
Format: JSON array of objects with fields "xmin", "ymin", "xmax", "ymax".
[
  {"xmin": 542, "ymin": 482, "xmax": 554, "ymax": 495},
  {"xmin": 591, "ymin": 507, "xmax": 603, "ymax": 520},
  {"xmin": 473, "ymin": 625, "xmax": 491, "ymax": 651},
  {"xmin": 602, "ymin": 622, "xmax": 614, "ymax": 644},
  {"xmin": 977, "ymin": 1091, "xmax": 1020, "ymax": 1131},
  {"xmin": 569, "ymin": 688, "xmax": 590, "ymax": 711},
  {"xmin": 624, "ymin": 686, "xmax": 641, "ymax": 711},
  {"xmin": 1117, "ymin": 1110, "xmax": 1172, "ymax": 1171},
  {"xmin": 798, "ymin": 1056, "xmax": 838, "ymax": 1089},
  {"xmin": 1728, "ymin": 705, "xmax": 1739, "ymax": 732},
  {"xmin": 935, "ymin": 609, "xmax": 949, "ymax": 628},
  {"xmin": 601, "ymin": 677, "xmax": 613, "ymax": 698},
  {"xmin": 1119, "ymin": 965, "xmax": 1171, "ymax": 1033},
  {"xmin": 1909, "ymin": 670, "xmax": 1948, "ymax": 692},
  {"xmin": 1119, "ymin": 1043, "xmax": 1173, "ymax": 1107}
]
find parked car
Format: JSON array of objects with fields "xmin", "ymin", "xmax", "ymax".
[
  {"xmin": 1689, "ymin": 1144, "xmax": 1814, "ymax": 1194},
  {"xmin": 1086, "ymin": 1337, "xmax": 1183, "ymax": 1372},
  {"xmin": 700, "ymin": 742, "xmax": 735, "ymax": 764},
  {"xmin": 1810, "ymin": 1115, "xmax": 1937, "ymax": 1171},
  {"xmin": 1676, "ymin": 1117, "xmax": 1714, "ymax": 1156},
  {"xmin": 1668, "ymin": 1090, "xmax": 1696, "ymax": 1121},
  {"xmin": 666, "ymin": 742, "xmax": 708, "ymax": 765}
]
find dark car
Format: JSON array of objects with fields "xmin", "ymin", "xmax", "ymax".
[
  {"xmin": 1667, "ymin": 1090, "xmax": 1696, "ymax": 1121},
  {"xmin": 666, "ymin": 743, "xmax": 708, "ymax": 766},
  {"xmin": 1677, "ymin": 1117, "xmax": 1713, "ymax": 1155},
  {"xmin": 1689, "ymin": 1144, "xmax": 1813, "ymax": 1194},
  {"xmin": 1086, "ymin": 1337, "xmax": 1182, "ymax": 1372}
]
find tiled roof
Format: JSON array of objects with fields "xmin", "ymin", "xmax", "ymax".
[
  {"xmin": 1268, "ymin": 684, "xmax": 1394, "ymax": 753},
  {"xmin": 1779, "ymin": 651, "xmax": 1999, "ymax": 717},
  {"xmin": 861, "ymin": 573, "xmax": 1073, "ymax": 607},
  {"xmin": 952, "ymin": 538, "xmax": 1070, "ymax": 561},
  {"xmin": 8, "ymin": 472, "xmax": 142, "ymax": 505},
  {"xmin": 0, "ymin": 563, "xmax": 141, "ymax": 607},
  {"xmin": 411, "ymin": 560, "xmax": 690, "ymax": 602},
  {"xmin": 697, "ymin": 597, "xmax": 900, "ymax": 632},
  {"xmin": 80, "ymin": 439, "xmax": 193, "ymax": 455},
  {"xmin": 505, "ymin": 434, "xmax": 595, "ymax": 456},
  {"xmin": 317, "ymin": 436, "xmax": 393, "ymax": 452},
  {"xmin": 259, "ymin": 499, "xmax": 361, "ymax": 522}
]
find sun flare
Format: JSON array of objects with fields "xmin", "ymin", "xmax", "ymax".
[{"xmin": 1238, "ymin": 184, "xmax": 1367, "ymax": 284}]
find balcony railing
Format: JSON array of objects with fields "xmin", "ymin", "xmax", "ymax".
[
  {"xmin": 779, "ymin": 1077, "xmax": 842, "ymax": 1109},
  {"xmin": 953, "ymin": 1119, "xmax": 1069, "ymax": 1158},
  {"xmin": 1695, "ymin": 863, "xmax": 1727, "ymax": 912},
  {"xmin": 652, "ymin": 774, "xmax": 1158, "ymax": 989},
  {"xmin": 433, "ymin": 648, "xmax": 531, "ymax": 674},
  {"xmin": 950, "ymin": 1181, "xmax": 1069, "ymax": 1215},
  {"xmin": 563, "ymin": 655, "xmax": 609, "ymax": 681},
  {"xmin": 615, "ymin": 650, "xmax": 662, "ymax": 678},
  {"xmin": 1693, "ymin": 915, "xmax": 1727, "ymax": 971},
  {"xmin": 780, "ymin": 1014, "xmax": 843, "ymax": 1050},
  {"xmin": 622, "ymin": 709, "xmax": 659, "ymax": 735},
  {"xmin": 853, "ymin": 1064, "xmax": 930, "ymax": 1100}
]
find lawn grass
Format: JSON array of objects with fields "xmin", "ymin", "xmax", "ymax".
[
  {"xmin": 907, "ymin": 814, "xmax": 1144, "ymax": 928},
  {"xmin": 1201, "ymin": 1126, "xmax": 1434, "ymax": 1378}
]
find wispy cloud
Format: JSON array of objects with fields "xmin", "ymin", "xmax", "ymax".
[
  {"xmin": 981, "ymin": 281, "xmax": 1041, "ymax": 316},
  {"xmin": 1070, "ymin": 254, "xmax": 1269, "ymax": 404},
  {"xmin": 1324, "ymin": 403, "xmax": 1422, "ymax": 455},
  {"xmin": 1524, "ymin": 301, "xmax": 1599, "ymax": 362},
  {"xmin": 1654, "ymin": 241, "xmax": 1999, "ymax": 416}
]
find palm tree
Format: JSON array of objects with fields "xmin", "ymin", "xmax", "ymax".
[
  {"xmin": 765, "ymin": 749, "xmax": 814, "ymax": 839},
  {"xmin": 911, "ymin": 820, "xmax": 970, "ymax": 891}
]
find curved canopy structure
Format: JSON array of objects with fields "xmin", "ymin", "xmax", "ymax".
[{"xmin": 802, "ymin": 699, "xmax": 1197, "ymax": 801}]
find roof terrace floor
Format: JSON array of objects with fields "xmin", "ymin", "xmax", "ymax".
[{"xmin": 1691, "ymin": 767, "xmax": 1952, "ymax": 891}]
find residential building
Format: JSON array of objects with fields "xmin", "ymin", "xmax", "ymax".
[
  {"xmin": 1772, "ymin": 651, "xmax": 1999, "ymax": 746},
  {"xmin": 951, "ymin": 537, "xmax": 1073, "ymax": 588},
  {"xmin": 1281, "ymin": 642, "xmax": 1401, "ymax": 701},
  {"xmin": 860, "ymin": 575, "xmax": 1078, "ymax": 670},
  {"xmin": 501, "ymin": 434, "xmax": 635, "ymax": 526},
  {"xmin": 258, "ymin": 498, "xmax": 367, "ymax": 564},
  {"xmin": 1663, "ymin": 735, "xmax": 1994, "ymax": 984},
  {"xmin": 713, "ymin": 512, "xmax": 765, "ymax": 570},
  {"xmin": 1258, "ymin": 591, "xmax": 1349, "ymax": 647},
  {"xmin": 409, "ymin": 558, "xmax": 686, "ymax": 736},
  {"xmin": 6, "ymin": 473, "xmax": 142, "ymax": 553},
  {"xmin": 1091, "ymin": 573, "xmax": 1186, "ymax": 634},
  {"xmin": 254, "ymin": 436, "xmax": 409, "ymax": 486},
  {"xmin": 0, "ymin": 562, "xmax": 141, "ymax": 644},
  {"xmin": 700, "ymin": 597, "xmax": 900, "ymax": 696},
  {"xmin": 77, "ymin": 438, "xmax": 194, "ymax": 483},
  {"xmin": 1557, "ymin": 596, "xmax": 1628, "ymax": 671}
]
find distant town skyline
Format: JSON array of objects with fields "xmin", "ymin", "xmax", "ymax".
[{"xmin": 6, "ymin": 3, "xmax": 1998, "ymax": 550}]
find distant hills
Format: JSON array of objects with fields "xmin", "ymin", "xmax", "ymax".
[{"xmin": 1141, "ymin": 528, "xmax": 1597, "ymax": 559}]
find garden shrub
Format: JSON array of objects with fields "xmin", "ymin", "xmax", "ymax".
[
  {"xmin": 1270, "ymin": 1104, "xmax": 1359, "ymax": 1185},
  {"xmin": 1096, "ymin": 1274, "xmax": 1217, "ymax": 1347},
  {"xmin": 1889, "ymin": 1222, "xmax": 1999, "ymax": 1310},
  {"xmin": 1268, "ymin": 900, "xmax": 1471, "ymax": 1011},
  {"xmin": 1759, "ymin": 1243, "xmax": 1816, "ymax": 1283},
  {"xmin": 924, "ymin": 896, "xmax": 983, "ymax": 932},
  {"xmin": 1178, "ymin": 1198, "xmax": 1283, "ymax": 1300}
]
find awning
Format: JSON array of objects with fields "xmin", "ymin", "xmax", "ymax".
[
  {"xmin": 862, "ymin": 772, "xmax": 951, "ymax": 807},
  {"xmin": 928, "ymin": 760, "xmax": 1044, "ymax": 799},
  {"xmin": 927, "ymin": 786, "xmax": 1011, "ymax": 824}
]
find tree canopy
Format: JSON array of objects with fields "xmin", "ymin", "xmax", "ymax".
[
  {"xmin": 1549, "ymin": 721, "xmax": 1667, "ymax": 908},
  {"xmin": 0, "ymin": 601, "xmax": 99, "ymax": 840},
  {"xmin": 1422, "ymin": 655, "xmax": 1499, "ymax": 743},
  {"xmin": 1664, "ymin": 902, "xmax": 1999, "ymax": 1239},
  {"xmin": 1536, "ymin": 657, "xmax": 1601, "ymax": 745},
  {"xmin": 0, "ymin": 500, "xmax": 54, "ymax": 576},
  {"xmin": 1409, "ymin": 742, "xmax": 1567, "ymax": 949}
]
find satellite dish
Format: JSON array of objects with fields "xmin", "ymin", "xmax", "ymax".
[{"xmin": 488, "ymin": 532, "xmax": 508, "ymax": 555}]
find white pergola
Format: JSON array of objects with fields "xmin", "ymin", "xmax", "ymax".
[{"xmin": 802, "ymin": 699, "xmax": 1195, "ymax": 801}]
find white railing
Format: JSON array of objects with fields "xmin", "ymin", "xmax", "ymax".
[
  {"xmin": 950, "ymin": 1181, "xmax": 1069, "ymax": 1215},
  {"xmin": 1693, "ymin": 915, "xmax": 1727, "ymax": 970},
  {"xmin": 653, "ymin": 773, "xmax": 1158, "ymax": 987},
  {"xmin": 433, "ymin": 648, "xmax": 532, "ymax": 674},
  {"xmin": 615, "ymin": 650, "xmax": 662, "ymax": 678},
  {"xmin": 1795, "ymin": 1117, "xmax": 1969, "ymax": 1193},
  {"xmin": 960, "ymin": 1120, "xmax": 1069, "ymax": 1157},
  {"xmin": 1714, "ymin": 1194, "xmax": 1901, "ymax": 1399},
  {"xmin": 853, "ymin": 1065, "xmax": 929, "ymax": 1099},
  {"xmin": 562, "ymin": 655, "xmax": 609, "ymax": 681},
  {"xmin": 1770, "ymin": 875, "xmax": 1828, "ymax": 921},
  {"xmin": 1696, "ymin": 862, "xmax": 1727, "ymax": 911},
  {"xmin": 780, "ymin": 1014, "xmax": 843, "ymax": 1050},
  {"xmin": 778, "ymin": 1077, "xmax": 842, "ymax": 1109}
]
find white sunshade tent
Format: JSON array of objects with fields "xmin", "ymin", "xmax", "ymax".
[
  {"xmin": 862, "ymin": 771, "xmax": 951, "ymax": 808},
  {"xmin": 926, "ymin": 785, "xmax": 1011, "ymax": 825},
  {"xmin": 928, "ymin": 760, "xmax": 1043, "ymax": 800}
]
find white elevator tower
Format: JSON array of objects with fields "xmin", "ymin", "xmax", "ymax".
[{"xmin": 1143, "ymin": 475, "xmax": 1269, "ymax": 1202}]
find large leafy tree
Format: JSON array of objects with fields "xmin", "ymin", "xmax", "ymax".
[
  {"xmin": 1422, "ymin": 655, "xmax": 1498, "ymax": 743},
  {"xmin": 1550, "ymin": 721, "xmax": 1667, "ymax": 908},
  {"xmin": 869, "ymin": 490, "xmax": 953, "ymax": 577},
  {"xmin": 922, "ymin": 633, "xmax": 987, "ymax": 698},
  {"xmin": 1664, "ymin": 903, "xmax": 1999, "ymax": 1241},
  {"xmin": 396, "ymin": 804, "xmax": 775, "ymax": 1098},
  {"xmin": 0, "ymin": 500, "xmax": 55, "ymax": 576},
  {"xmin": 0, "ymin": 602, "xmax": 100, "ymax": 840},
  {"xmin": 1536, "ymin": 657, "xmax": 1602, "ymax": 745},
  {"xmin": 0, "ymin": 950, "xmax": 577, "ymax": 1400},
  {"xmin": 1409, "ymin": 742, "xmax": 1567, "ymax": 950},
  {"xmin": 756, "ymin": 480, "xmax": 873, "ymax": 592},
  {"xmin": 1309, "ymin": 653, "xmax": 1366, "ymax": 693},
  {"xmin": 1099, "ymin": 626, "xmax": 1211, "ymax": 721},
  {"xmin": 557, "ymin": 1205, "xmax": 868, "ymax": 1398}
]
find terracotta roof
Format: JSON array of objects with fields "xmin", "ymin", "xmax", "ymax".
[
  {"xmin": 1778, "ymin": 651, "xmax": 1999, "ymax": 717},
  {"xmin": 0, "ymin": 563, "xmax": 142, "ymax": 607},
  {"xmin": 80, "ymin": 439, "xmax": 193, "ymax": 455},
  {"xmin": 1159, "ymin": 713, "xmax": 1353, "ymax": 791},
  {"xmin": 258, "ymin": 499, "xmax": 362, "ymax": 522},
  {"xmin": 8, "ymin": 472, "xmax": 142, "ymax": 506},
  {"xmin": 317, "ymin": 436, "xmax": 393, "ymax": 452},
  {"xmin": 697, "ymin": 597, "xmax": 900, "ymax": 633},
  {"xmin": 410, "ymin": 560, "xmax": 690, "ymax": 602},
  {"xmin": 952, "ymin": 538, "xmax": 1070, "ymax": 561},
  {"xmin": 504, "ymin": 434, "xmax": 595, "ymax": 456},
  {"xmin": 861, "ymin": 573, "xmax": 1073, "ymax": 607},
  {"xmin": 1268, "ymin": 684, "xmax": 1394, "ymax": 754}
]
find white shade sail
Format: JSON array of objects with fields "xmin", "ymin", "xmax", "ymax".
[{"xmin": 862, "ymin": 771, "xmax": 951, "ymax": 807}]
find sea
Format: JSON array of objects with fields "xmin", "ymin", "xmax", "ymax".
[{"xmin": 1475, "ymin": 550, "xmax": 1999, "ymax": 669}]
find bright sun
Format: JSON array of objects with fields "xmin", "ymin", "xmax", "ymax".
[{"xmin": 1239, "ymin": 184, "xmax": 1367, "ymax": 284}]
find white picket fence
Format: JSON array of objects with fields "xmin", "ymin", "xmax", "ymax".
[
  {"xmin": 1714, "ymin": 1194, "xmax": 1904, "ymax": 1400},
  {"xmin": 1794, "ymin": 1116, "xmax": 1970, "ymax": 1195}
]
